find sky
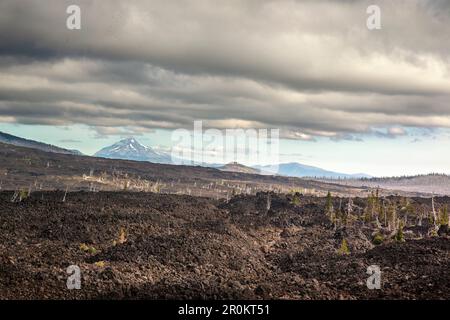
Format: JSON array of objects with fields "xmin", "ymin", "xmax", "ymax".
[{"xmin": 0, "ymin": 0, "xmax": 450, "ymax": 177}]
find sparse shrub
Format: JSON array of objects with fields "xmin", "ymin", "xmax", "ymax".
[
  {"xmin": 19, "ymin": 189, "xmax": 28, "ymax": 201},
  {"xmin": 372, "ymin": 233, "xmax": 384, "ymax": 245},
  {"xmin": 367, "ymin": 191, "xmax": 375, "ymax": 214},
  {"xmin": 325, "ymin": 191, "xmax": 333, "ymax": 214},
  {"xmin": 339, "ymin": 208, "xmax": 349, "ymax": 226},
  {"xmin": 88, "ymin": 246, "xmax": 97, "ymax": 254},
  {"xmin": 378, "ymin": 203, "xmax": 386, "ymax": 226},
  {"xmin": 118, "ymin": 227, "xmax": 127, "ymax": 244},
  {"xmin": 338, "ymin": 238, "xmax": 350, "ymax": 255},
  {"xmin": 439, "ymin": 206, "xmax": 449, "ymax": 226},
  {"xmin": 291, "ymin": 193, "xmax": 300, "ymax": 206},
  {"xmin": 329, "ymin": 211, "xmax": 337, "ymax": 229},
  {"xmin": 9, "ymin": 189, "xmax": 29, "ymax": 202},
  {"xmin": 363, "ymin": 209, "xmax": 371, "ymax": 223},
  {"xmin": 151, "ymin": 181, "xmax": 161, "ymax": 193},
  {"xmin": 79, "ymin": 243, "xmax": 97, "ymax": 254},
  {"xmin": 94, "ymin": 261, "xmax": 105, "ymax": 268},
  {"xmin": 395, "ymin": 222, "xmax": 405, "ymax": 242},
  {"xmin": 405, "ymin": 202, "xmax": 415, "ymax": 216}
]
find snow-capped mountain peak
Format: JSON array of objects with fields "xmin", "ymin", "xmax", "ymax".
[
  {"xmin": 94, "ymin": 137, "xmax": 172, "ymax": 164},
  {"xmin": 111, "ymin": 137, "xmax": 147, "ymax": 150}
]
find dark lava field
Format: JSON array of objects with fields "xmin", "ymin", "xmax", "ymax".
[{"xmin": 0, "ymin": 191, "xmax": 448, "ymax": 299}]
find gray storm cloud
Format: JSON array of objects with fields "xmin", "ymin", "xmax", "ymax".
[{"xmin": 0, "ymin": 0, "xmax": 449, "ymax": 139}]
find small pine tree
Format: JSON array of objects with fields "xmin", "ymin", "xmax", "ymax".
[
  {"xmin": 378, "ymin": 201, "xmax": 385, "ymax": 227},
  {"xmin": 338, "ymin": 238, "xmax": 350, "ymax": 255},
  {"xmin": 405, "ymin": 202, "xmax": 415, "ymax": 215},
  {"xmin": 368, "ymin": 191, "xmax": 375, "ymax": 216},
  {"xmin": 439, "ymin": 206, "xmax": 449, "ymax": 226},
  {"xmin": 18, "ymin": 189, "xmax": 28, "ymax": 202},
  {"xmin": 363, "ymin": 208, "xmax": 372, "ymax": 223},
  {"xmin": 395, "ymin": 221, "xmax": 405, "ymax": 242},
  {"xmin": 325, "ymin": 191, "xmax": 333, "ymax": 214},
  {"xmin": 329, "ymin": 210, "xmax": 337, "ymax": 230},
  {"xmin": 372, "ymin": 233, "xmax": 384, "ymax": 245},
  {"xmin": 291, "ymin": 193, "xmax": 300, "ymax": 206}
]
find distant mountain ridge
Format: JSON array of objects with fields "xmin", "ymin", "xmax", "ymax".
[
  {"xmin": 339, "ymin": 173, "xmax": 450, "ymax": 195},
  {"xmin": 3, "ymin": 132, "xmax": 448, "ymax": 195},
  {"xmin": 93, "ymin": 138, "xmax": 372, "ymax": 178},
  {"xmin": 0, "ymin": 132, "xmax": 372, "ymax": 178},
  {"xmin": 255, "ymin": 162, "xmax": 371, "ymax": 179},
  {"xmin": 0, "ymin": 131, "xmax": 82, "ymax": 155},
  {"xmin": 94, "ymin": 137, "xmax": 172, "ymax": 164},
  {"xmin": 219, "ymin": 162, "xmax": 260, "ymax": 174}
]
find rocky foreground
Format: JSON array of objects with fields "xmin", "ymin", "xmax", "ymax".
[{"xmin": 0, "ymin": 191, "xmax": 448, "ymax": 299}]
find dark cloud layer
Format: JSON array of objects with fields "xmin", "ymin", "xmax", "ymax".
[{"xmin": 0, "ymin": 0, "xmax": 449, "ymax": 139}]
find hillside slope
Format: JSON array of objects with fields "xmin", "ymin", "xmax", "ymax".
[
  {"xmin": 0, "ymin": 131, "xmax": 82, "ymax": 155},
  {"xmin": 321, "ymin": 174, "xmax": 450, "ymax": 196},
  {"xmin": 0, "ymin": 142, "xmax": 366, "ymax": 197}
]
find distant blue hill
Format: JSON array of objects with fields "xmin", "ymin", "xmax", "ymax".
[{"xmin": 254, "ymin": 162, "xmax": 371, "ymax": 179}]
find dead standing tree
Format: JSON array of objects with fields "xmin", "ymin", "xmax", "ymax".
[
  {"xmin": 266, "ymin": 193, "xmax": 271, "ymax": 213},
  {"xmin": 62, "ymin": 186, "xmax": 68, "ymax": 202},
  {"xmin": 10, "ymin": 190, "xmax": 19, "ymax": 202},
  {"xmin": 431, "ymin": 194, "xmax": 438, "ymax": 230}
]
